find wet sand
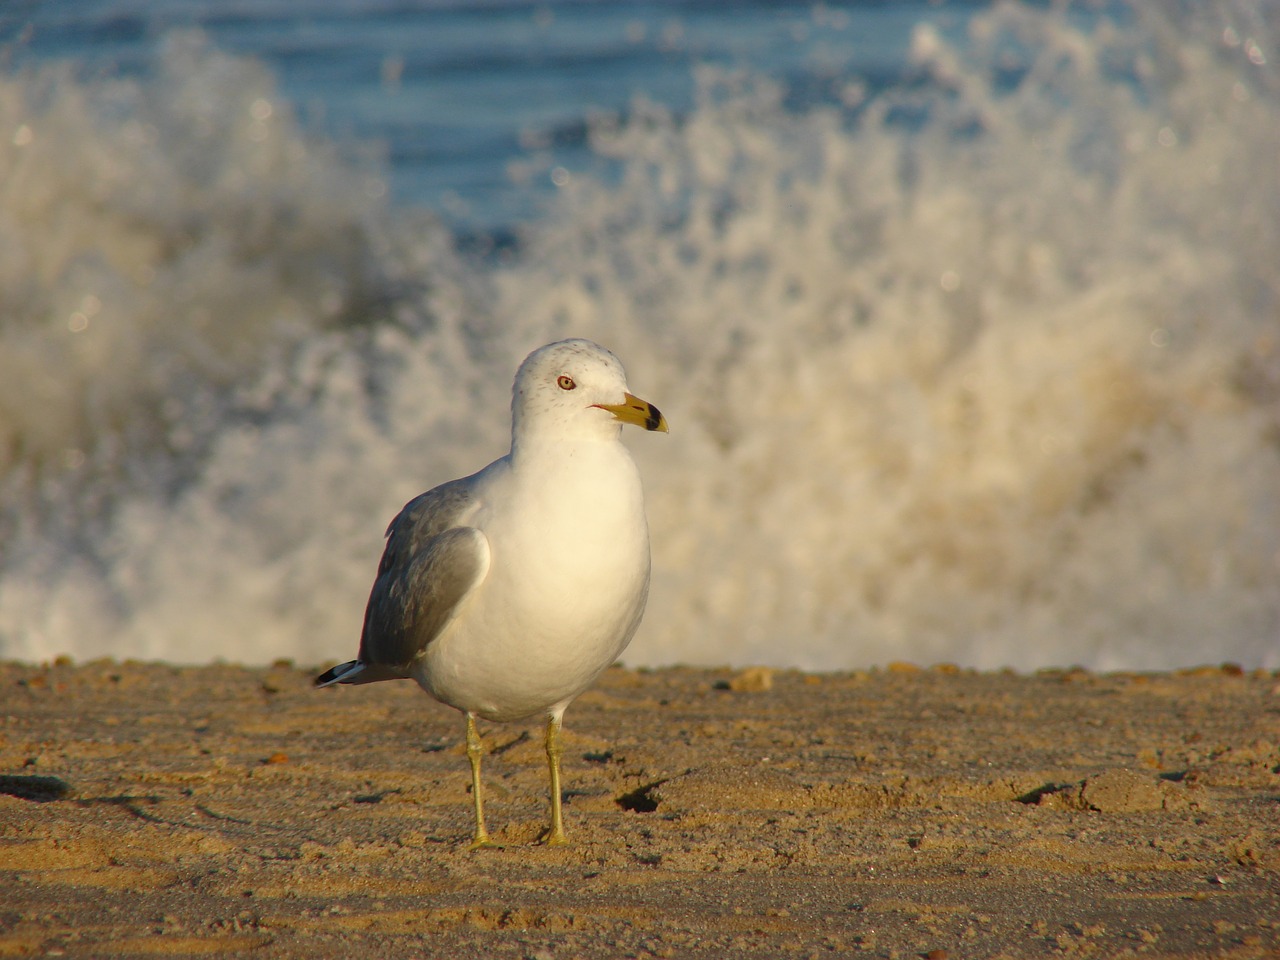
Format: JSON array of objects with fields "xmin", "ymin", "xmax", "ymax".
[{"xmin": 2, "ymin": 659, "xmax": 1278, "ymax": 958}]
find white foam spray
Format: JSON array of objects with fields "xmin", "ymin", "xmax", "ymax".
[
  {"xmin": 0, "ymin": 5, "xmax": 1276, "ymax": 670},
  {"xmin": 494, "ymin": 2, "xmax": 1280, "ymax": 670}
]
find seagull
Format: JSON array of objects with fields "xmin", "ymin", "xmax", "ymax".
[{"xmin": 316, "ymin": 339, "xmax": 667, "ymax": 847}]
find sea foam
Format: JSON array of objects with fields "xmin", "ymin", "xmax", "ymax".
[{"xmin": 0, "ymin": 5, "xmax": 1276, "ymax": 670}]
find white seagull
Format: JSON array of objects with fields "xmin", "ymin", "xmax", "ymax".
[{"xmin": 316, "ymin": 339, "xmax": 668, "ymax": 847}]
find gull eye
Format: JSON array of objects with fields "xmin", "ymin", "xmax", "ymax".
[{"xmin": 557, "ymin": 375, "xmax": 576, "ymax": 391}]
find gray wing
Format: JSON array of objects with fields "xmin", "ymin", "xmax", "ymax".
[{"xmin": 356, "ymin": 478, "xmax": 490, "ymax": 672}]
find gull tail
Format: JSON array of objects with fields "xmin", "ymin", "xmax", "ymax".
[{"xmin": 314, "ymin": 660, "xmax": 407, "ymax": 687}]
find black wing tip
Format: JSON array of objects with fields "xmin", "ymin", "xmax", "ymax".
[{"xmin": 314, "ymin": 660, "xmax": 360, "ymax": 687}]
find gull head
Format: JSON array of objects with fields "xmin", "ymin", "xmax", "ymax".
[{"xmin": 511, "ymin": 339, "xmax": 668, "ymax": 444}]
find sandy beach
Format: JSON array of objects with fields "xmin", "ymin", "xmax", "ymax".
[{"xmin": 2, "ymin": 658, "xmax": 1278, "ymax": 958}]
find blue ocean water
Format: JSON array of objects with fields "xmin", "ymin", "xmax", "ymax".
[
  {"xmin": 4, "ymin": 0, "xmax": 972, "ymax": 237},
  {"xmin": 1, "ymin": 1, "xmax": 1277, "ymax": 671}
]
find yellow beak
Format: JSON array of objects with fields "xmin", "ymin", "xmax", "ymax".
[{"xmin": 594, "ymin": 392, "xmax": 669, "ymax": 433}]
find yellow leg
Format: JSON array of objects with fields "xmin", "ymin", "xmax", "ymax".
[
  {"xmin": 466, "ymin": 714, "xmax": 498, "ymax": 849},
  {"xmin": 543, "ymin": 714, "xmax": 568, "ymax": 846}
]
